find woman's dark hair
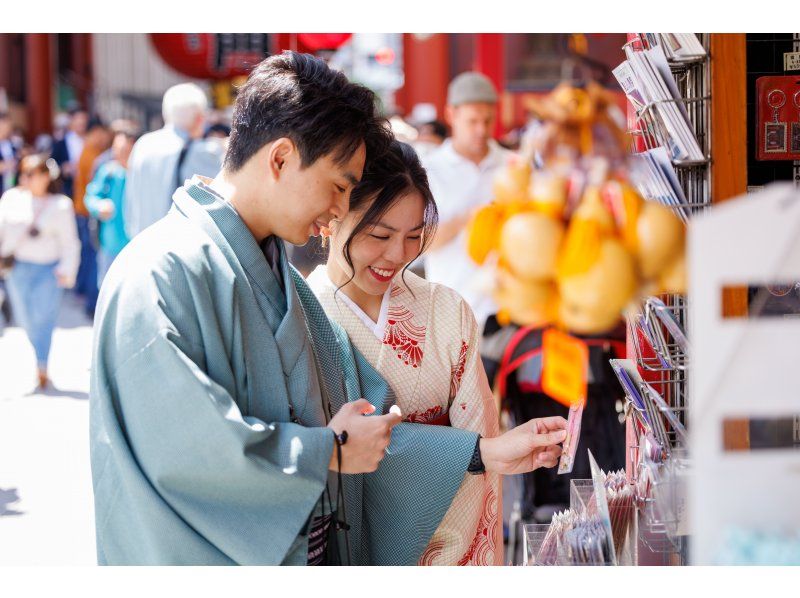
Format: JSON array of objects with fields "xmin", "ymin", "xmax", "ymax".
[
  {"xmin": 336, "ymin": 140, "xmax": 438, "ymax": 295},
  {"xmin": 19, "ymin": 154, "xmax": 61, "ymax": 194},
  {"xmin": 225, "ymin": 51, "xmax": 391, "ymax": 172}
]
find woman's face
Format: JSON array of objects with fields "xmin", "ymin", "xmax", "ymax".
[
  {"xmin": 330, "ymin": 189, "xmax": 426, "ymax": 297},
  {"xmin": 26, "ymin": 169, "xmax": 50, "ymax": 196}
]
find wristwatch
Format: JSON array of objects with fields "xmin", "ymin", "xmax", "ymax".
[{"xmin": 467, "ymin": 435, "xmax": 485, "ymax": 474}]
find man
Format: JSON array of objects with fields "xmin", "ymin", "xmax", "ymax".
[
  {"xmin": 124, "ymin": 82, "xmax": 223, "ymax": 239},
  {"xmin": 73, "ymin": 118, "xmax": 112, "ymax": 315},
  {"xmin": 0, "ymin": 112, "xmax": 20, "ymax": 197},
  {"xmin": 50, "ymin": 107, "xmax": 88, "ymax": 200},
  {"xmin": 0, "ymin": 112, "xmax": 20, "ymax": 327},
  {"xmin": 90, "ymin": 52, "xmax": 566, "ymax": 566},
  {"xmin": 422, "ymin": 72, "xmax": 512, "ymax": 332}
]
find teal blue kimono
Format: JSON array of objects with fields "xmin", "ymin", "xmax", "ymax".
[{"xmin": 89, "ymin": 179, "xmax": 478, "ymax": 565}]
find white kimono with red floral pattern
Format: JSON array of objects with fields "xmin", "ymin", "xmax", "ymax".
[{"xmin": 308, "ymin": 266, "xmax": 503, "ymax": 566}]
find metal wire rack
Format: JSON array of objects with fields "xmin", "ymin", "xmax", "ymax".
[{"xmin": 621, "ymin": 33, "xmax": 711, "ymax": 563}]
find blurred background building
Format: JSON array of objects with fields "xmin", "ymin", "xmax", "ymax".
[{"xmin": 0, "ymin": 33, "xmax": 628, "ymax": 142}]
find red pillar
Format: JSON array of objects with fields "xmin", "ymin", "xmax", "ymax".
[
  {"xmin": 474, "ymin": 34, "xmax": 505, "ymax": 137},
  {"xmin": 0, "ymin": 35, "xmax": 12, "ymax": 103},
  {"xmin": 70, "ymin": 33, "xmax": 93, "ymax": 110},
  {"xmin": 395, "ymin": 34, "xmax": 449, "ymax": 120},
  {"xmin": 25, "ymin": 33, "xmax": 54, "ymax": 140}
]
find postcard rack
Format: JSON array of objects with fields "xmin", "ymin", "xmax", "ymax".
[
  {"xmin": 625, "ymin": 33, "xmax": 712, "ymax": 217},
  {"xmin": 621, "ymin": 34, "xmax": 712, "ymax": 565}
]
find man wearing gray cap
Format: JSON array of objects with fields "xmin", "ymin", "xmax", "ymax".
[{"xmin": 422, "ymin": 72, "xmax": 511, "ymax": 332}]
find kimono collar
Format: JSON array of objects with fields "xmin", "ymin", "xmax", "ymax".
[{"xmin": 171, "ymin": 177, "xmax": 288, "ymax": 314}]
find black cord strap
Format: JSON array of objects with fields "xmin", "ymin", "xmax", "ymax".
[{"xmin": 333, "ymin": 429, "xmax": 351, "ymax": 564}]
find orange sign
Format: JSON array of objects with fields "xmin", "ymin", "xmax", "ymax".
[{"xmin": 541, "ymin": 328, "xmax": 589, "ymax": 407}]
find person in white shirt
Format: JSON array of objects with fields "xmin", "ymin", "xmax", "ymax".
[
  {"xmin": 124, "ymin": 83, "xmax": 223, "ymax": 239},
  {"xmin": 422, "ymin": 72, "xmax": 511, "ymax": 332},
  {"xmin": 0, "ymin": 155, "xmax": 80, "ymax": 390}
]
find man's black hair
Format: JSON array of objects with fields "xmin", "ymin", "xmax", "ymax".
[
  {"xmin": 205, "ymin": 123, "xmax": 231, "ymax": 138},
  {"xmin": 224, "ymin": 51, "xmax": 391, "ymax": 172},
  {"xmin": 422, "ymin": 120, "xmax": 448, "ymax": 140},
  {"xmin": 87, "ymin": 116, "xmax": 106, "ymax": 131}
]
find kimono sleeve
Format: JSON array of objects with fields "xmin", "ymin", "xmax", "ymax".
[
  {"xmin": 92, "ymin": 319, "xmax": 334, "ymax": 564},
  {"xmin": 448, "ymin": 297, "xmax": 501, "ymax": 439},
  {"xmin": 345, "ymin": 336, "xmax": 479, "ymax": 565}
]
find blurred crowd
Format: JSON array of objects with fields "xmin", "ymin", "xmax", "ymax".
[
  {"xmin": 0, "ymin": 83, "xmax": 229, "ymax": 388},
  {"xmin": 0, "ymin": 70, "xmax": 534, "ymax": 394}
]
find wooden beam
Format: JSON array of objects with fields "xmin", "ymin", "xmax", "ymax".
[
  {"xmin": 711, "ymin": 33, "xmax": 748, "ymax": 204},
  {"xmin": 711, "ymin": 34, "xmax": 749, "ymax": 319},
  {"xmin": 710, "ymin": 34, "xmax": 750, "ymax": 450}
]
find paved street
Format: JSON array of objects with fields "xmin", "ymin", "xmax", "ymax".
[{"xmin": 0, "ymin": 291, "xmax": 96, "ymax": 565}]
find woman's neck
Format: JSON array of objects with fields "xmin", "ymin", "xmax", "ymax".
[{"xmin": 326, "ymin": 258, "xmax": 384, "ymax": 321}]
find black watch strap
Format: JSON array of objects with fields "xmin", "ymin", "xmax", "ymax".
[{"xmin": 467, "ymin": 435, "xmax": 485, "ymax": 474}]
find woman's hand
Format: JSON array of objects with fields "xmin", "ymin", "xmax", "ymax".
[
  {"xmin": 55, "ymin": 273, "xmax": 74, "ymax": 289},
  {"xmin": 98, "ymin": 200, "xmax": 115, "ymax": 221},
  {"xmin": 480, "ymin": 416, "xmax": 567, "ymax": 475}
]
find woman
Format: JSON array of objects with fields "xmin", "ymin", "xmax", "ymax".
[
  {"xmin": 307, "ymin": 141, "xmax": 503, "ymax": 565},
  {"xmin": 84, "ymin": 130, "xmax": 135, "ymax": 288},
  {"xmin": 0, "ymin": 154, "xmax": 80, "ymax": 389}
]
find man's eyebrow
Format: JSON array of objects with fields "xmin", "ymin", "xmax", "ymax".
[{"xmin": 344, "ymin": 172, "xmax": 360, "ymax": 186}]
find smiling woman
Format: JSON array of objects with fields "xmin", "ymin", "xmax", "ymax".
[{"xmin": 308, "ymin": 140, "xmax": 505, "ymax": 565}]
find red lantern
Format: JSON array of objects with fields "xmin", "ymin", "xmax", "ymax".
[
  {"xmin": 297, "ymin": 33, "xmax": 353, "ymax": 52},
  {"xmin": 149, "ymin": 34, "xmax": 270, "ymax": 80}
]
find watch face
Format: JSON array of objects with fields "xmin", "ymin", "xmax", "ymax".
[{"xmin": 767, "ymin": 284, "xmax": 794, "ymax": 297}]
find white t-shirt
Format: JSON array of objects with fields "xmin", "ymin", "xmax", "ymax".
[
  {"xmin": 0, "ymin": 188, "xmax": 80, "ymax": 285},
  {"xmin": 422, "ymin": 139, "xmax": 511, "ymax": 330}
]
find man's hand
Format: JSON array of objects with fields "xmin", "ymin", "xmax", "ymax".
[
  {"xmin": 327, "ymin": 399, "xmax": 402, "ymax": 474},
  {"xmin": 480, "ymin": 416, "xmax": 567, "ymax": 475}
]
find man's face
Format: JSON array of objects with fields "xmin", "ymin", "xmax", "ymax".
[
  {"xmin": 447, "ymin": 103, "xmax": 496, "ymax": 156},
  {"xmin": 0, "ymin": 118, "xmax": 11, "ymax": 139},
  {"xmin": 71, "ymin": 112, "xmax": 88, "ymax": 135},
  {"xmin": 269, "ymin": 142, "xmax": 366, "ymax": 246}
]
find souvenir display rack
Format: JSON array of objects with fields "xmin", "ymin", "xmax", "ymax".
[{"xmin": 621, "ymin": 33, "xmax": 712, "ymax": 566}]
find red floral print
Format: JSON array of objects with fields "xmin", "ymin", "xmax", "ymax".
[
  {"xmin": 383, "ymin": 304, "xmax": 426, "ymax": 368},
  {"xmin": 450, "ymin": 341, "xmax": 469, "ymax": 400},
  {"xmin": 457, "ymin": 487, "xmax": 499, "ymax": 566},
  {"xmin": 404, "ymin": 405, "xmax": 444, "ymax": 424}
]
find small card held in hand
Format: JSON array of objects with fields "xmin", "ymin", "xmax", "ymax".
[{"xmin": 558, "ymin": 399, "xmax": 585, "ymax": 475}]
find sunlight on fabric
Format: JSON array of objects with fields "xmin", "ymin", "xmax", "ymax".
[{"xmin": 282, "ymin": 436, "xmax": 303, "ymax": 475}]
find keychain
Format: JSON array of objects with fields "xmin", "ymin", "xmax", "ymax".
[
  {"xmin": 791, "ymin": 90, "xmax": 800, "ymax": 154},
  {"xmin": 765, "ymin": 89, "xmax": 787, "ymax": 154}
]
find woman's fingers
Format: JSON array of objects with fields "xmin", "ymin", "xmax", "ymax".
[{"xmin": 535, "ymin": 416, "xmax": 568, "ymax": 434}]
